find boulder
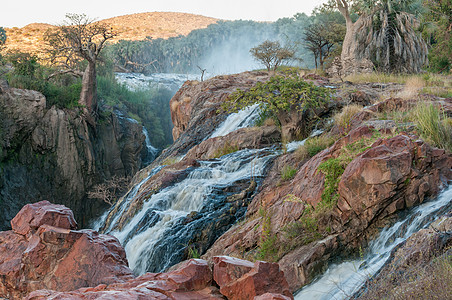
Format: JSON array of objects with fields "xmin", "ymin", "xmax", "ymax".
[
  {"xmin": 213, "ymin": 257, "xmax": 293, "ymax": 300},
  {"xmin": 11, "ymin": 200, "xmax": 77, "ymax": 236},
  {"xmin": 0, "ymin": 202, "xmax": 133, "ymax": 299}
]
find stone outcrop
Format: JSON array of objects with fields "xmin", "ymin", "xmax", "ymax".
[
  {"xmin": 158, "ymin": 71, "xmax": 270, "ymax": 162},
  {"xmin": 0, "ymin": 82, "xmax": 145, "ymax": 229},
  {"xmin": 204, "ymin": 124, "xmax": 452, "ymax": 291},
  {"xmin": 0, "ymin": 201, "xmax": 134, "ymax": 299},
  {"xmin": 0, "ymin": 201, "xmax": 292, "ymax": 299}
]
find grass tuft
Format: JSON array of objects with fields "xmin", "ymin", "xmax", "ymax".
[{"xmin": 333, "ymin": 105, "xmax": 363, "ymax": 132}]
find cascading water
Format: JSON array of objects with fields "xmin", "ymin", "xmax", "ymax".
[
  {"xmin": 142, "ymin": 127, "xmax": 159, "ymax": 165},
  {"xmin": 103, "ymin": 147, "xmax": 277, "ymax": 275},
  {"xmin": 209, "ymin": 104, "xmax": 261, "ymax": 138},
  {"xmin": 295, "ymin": 184, "xmax": 452, "ymax": 300}
]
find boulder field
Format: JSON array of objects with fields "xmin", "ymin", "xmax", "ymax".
[{"xmin": 0, "ymin": 201, "xmax": 293, "ymax": 299}]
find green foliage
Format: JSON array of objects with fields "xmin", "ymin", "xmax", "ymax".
[
  {"xmin": 223, "ymin": 75, "xmax": 330, "ymax": 127},
  {"xmin": 250, "ymin": 40, "xmax": 295, "ymax": 71},
  {"xmin": 0, "ymin": 27, "xmax": 6, "ymax": 45},
  {"xmin": 422, "ymin": 0, "xmax": 452, "ymax": 72},
  {"xmin": 188, "ymin": 246, "xmax": 200, "ymax": 259},
  {"xmin": 411, "ymin": 102, "xmax": 452, "ymax": 151},
  {"xmin": 280, "ymin": 165, "xmax": 297, "ymax": 181},
  {"xmin": 4, "ymin": 52, "xmax": 81, "ymax": 109},
  {"xmin": 296, "ymin": 135, "xmax": 335, "ymax": 161},
  {"xmin": 256, "ymin": 208, "xmax": 279, "ymax": 262},
  {"xmin": 318, "ymin": 158, "xmax": 345, "ymax": 208},
  {"xmin": 96, "ymin": 59, "xmax": 173, "ymax": 148}
]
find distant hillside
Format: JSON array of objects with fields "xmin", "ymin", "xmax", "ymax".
[{"xmin": 3, "ymin": 12, "xmax": 219, "ymax": 57}]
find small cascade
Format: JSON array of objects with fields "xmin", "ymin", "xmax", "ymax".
[
  {"xmin": 103, "ymin": 147, "xmax": 277, "ymax": 275},
  {"xmin": 142, "ymin": 127, "xmax": 159, "ymax": 165},
  {"xmin": 209, "ymin": 104, "xmax": 260, "ymax": 138},
  {"xmin": 295, "ymin": 185, "xmax": 452, "ymax": 300},
  {"xmin": 285, "ymin": 129, "xmax": 325, "ymax": 153}
]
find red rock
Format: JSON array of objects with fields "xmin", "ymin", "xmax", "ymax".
[
  {"xmin": 0, "ymin": 202, "xmax": 133, "ymax": 299},
  {"xmin": 216, "ymin": 260, "xmax": 293, "ymax": 300},
  {"xmin": 213, "ymin": 256, "xmax": 254, "ymax": 287},
  {"xmin": 255, "ymin": 292, "xmax": 293, "ymax": 300},
  {"xmin": 11, "ymin": 200, "xmax": 77, "ymax": 236},
  {"xmin": 157, "ymin": 258, "xmax": 212, "ymax": 291}
]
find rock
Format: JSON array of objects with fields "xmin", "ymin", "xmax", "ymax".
[
  {"xmin": 214, "ymin": 259, "xmax": 293, "ymax": 300},
  {"xmin": 11, "ymin": 200, "xmax": 77, "ymax": 235},
  {"xmin": 213, "ymin": 256, "xmax": 255, "ymax": 287},
  {"xmin": 184, "ymin": 125, "xmax": 281, "ymax": 161},
  {"xmin": 0, "ymin": 84, "xmax": 145, "ymax": 230},
  {"xmin": 204, "ymin": 124, "xmax": 452, "ymax": 292},
  {"xmin": 254, "ymin": 293, "xmax": 293, "ymax": 300},
  {"xmin": 0, "ymin": 202, "xmax": 134, "ymax": 299}
]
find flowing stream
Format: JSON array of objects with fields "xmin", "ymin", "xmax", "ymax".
[
  {"xmin": 142, "ymin": 127, "xmax": 159, "ymax": 165},
  {"xmin": 101, "ymin": 147, "xmax": 277, "ymax": 275},
  {"xmin": 295, "ymin": 184, "xmax": 452, "ymax": 300},
  {"xmin": 209, "ymin": 104, "xmax": 260, "ymax": 138}
]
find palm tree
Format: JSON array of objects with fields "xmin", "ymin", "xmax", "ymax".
[
  {"xmin": 336, "ymin": 0, "xmax": 428, "ymax": 74},
  {"xmin": 355, "ymin": 0, "xmax": 428, "ymax": 73}
]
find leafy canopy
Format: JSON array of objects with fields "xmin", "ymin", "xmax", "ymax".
[
  {"xmin": 250, "ymin": 40, "xmax": 295, "ymax": 71},
  {"xmin": 0, "ymin": 27, "xmax": 6, "ymax": 45},
  {"xmin": 222, "ymin": 75, "xmax": 331, "ymax": 124}
]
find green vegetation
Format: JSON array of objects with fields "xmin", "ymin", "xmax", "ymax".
[
  {"xmin": 411, "ymin": 102, "xmax": 452, "ymax": 152},
  {"xmin": 256, "ymin": 208, "xmax": 279, "ymax": 262},
  {"xmin": 4, "ymin": 51, "xmax": 82, "ymax": 109},
  {"xmin": 223, "ymin": 75, "xmax": 331, "ymax": 127},
  {"xmin": 280, "ymin": 165, "xmax": 297, "ymax": 181},
  {"xmin": 250, "ymin": 40, "xmax": 295, "ymax": 71},
  {"xmin": 187, "ymin": 246, "xmax": 200, "ymax": 259},
  {"xmin": 295, "ymin": 135, "xmax": 335, "ymax": 161},
  {"xmin": 0, "ymin": 27, "xmax": 6, "ymax": 46}
]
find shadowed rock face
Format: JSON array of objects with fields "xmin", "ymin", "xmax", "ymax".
[
  {"xmin": 0, "ymin": 82, "xmax": 145, "ymax": 229},
  {"xmin": 0, "ymin": 201, "xmax": 293, "ymax": 299}
]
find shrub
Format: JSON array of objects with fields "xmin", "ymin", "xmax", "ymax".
[
  {"xmin": 222, "ymin": 75, "xmax": 331, "ymax": 128},
  {"xmin": 280, "ymin": 165, "xmax": 297, "ymax": 181}
]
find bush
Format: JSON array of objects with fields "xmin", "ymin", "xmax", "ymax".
[
  {"xmin": 280, "ymin": 165, "xmax": 297, "ymax": 181},
  {"xmin": 222, "ymin": 75, "xmax": 331, "ymax": 127}
]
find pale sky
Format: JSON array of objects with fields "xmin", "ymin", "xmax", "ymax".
[{"xmin": 1, "ymin": 0, "xmax": 327, "ymax": 28}]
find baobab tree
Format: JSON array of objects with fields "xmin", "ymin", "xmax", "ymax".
[{"xmin": 45, "ymin": 14, "xmax": 118, "ymax": 115}]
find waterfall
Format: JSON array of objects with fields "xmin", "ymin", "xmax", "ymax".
[
  {"xmin": 104, "ymin": 147, "xmax": 277, "ymax": 275},
  {"xmin": 209, "ymin": 104, "xmax": 260, "ymax": 138},
  {"xmin": 295, "ymin": 184, "xmax": 452, "ymax": 300},
  {"xmin": 142, "ymin": 127, "xmax": 159, "ymax": 165}
]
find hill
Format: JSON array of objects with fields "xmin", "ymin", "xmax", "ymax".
[{"xmin": 3, "ymin": 12, "xmax": 219, "ymax": 57}]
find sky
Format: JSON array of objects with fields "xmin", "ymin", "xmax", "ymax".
[{"xmin": 1, "ymin": 0, "xmax": 327, "ymax": 28}]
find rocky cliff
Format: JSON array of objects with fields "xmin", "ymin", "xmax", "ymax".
[{"xmin": 0, "ymin": 80, "xmax": 145, "ymax": 230}]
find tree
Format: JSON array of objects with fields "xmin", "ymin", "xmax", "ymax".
[
  {"xmin": 45, "ymin": 14, "xmax": 118, "ymax": 115},
  {"xmin": 422, "ymin": 0, "xmax": 452, "ymax": 72},
  {"xmin": 303, "ymin": 20, "xmax": 345, "ymax": 70},
  {"xmin": 0, "ymin": 27, "xmax": 6, "ymax": 46},
  {"xmin": 334, "ymin": 0, "xmax": 428, "ymax": 74},
  {"xmin": 250, "ymin": 40, "xmax": 295, "ymax": 72}
]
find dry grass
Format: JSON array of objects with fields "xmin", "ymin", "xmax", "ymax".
[
  {"xmin": 397, "ymin": 76, "xmax": 425, "ymax": 99},
  {"xmin": 333, "ymin": 105, "xmax": 363, "ymax": 132},
  {"xmin": 359, "ymin": 253, "xmax": 452, "ymax": 300}
]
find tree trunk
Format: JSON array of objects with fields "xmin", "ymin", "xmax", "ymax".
[{"xmin": 80, "ymin": 61, "xmax": 97, "ymax": 115}]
